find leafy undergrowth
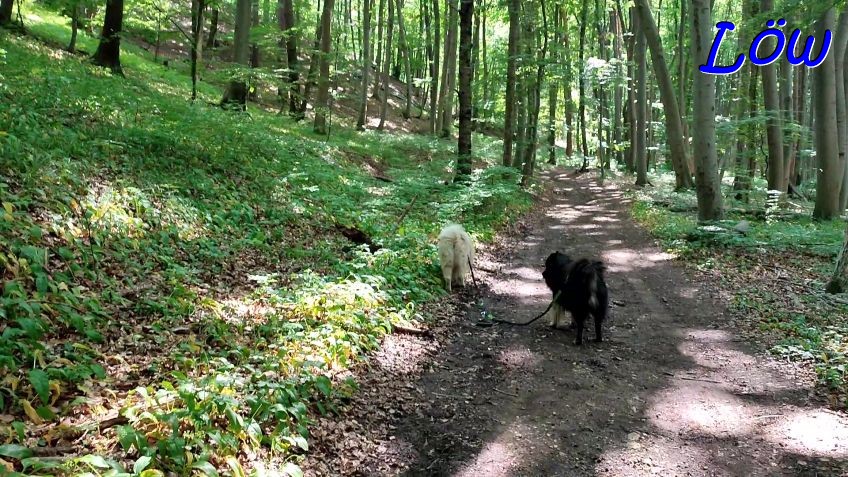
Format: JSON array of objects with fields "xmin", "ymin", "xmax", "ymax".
[
  {"xmin": 619, "ymin": 169, "xmax": 848, "ymax": 409},
  {"xmin": 0, "ymin": 21, "xmax": 533, "ymax": 477}
]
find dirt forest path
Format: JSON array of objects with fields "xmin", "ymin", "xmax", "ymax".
[{"xmin": 304, "ymin": 169, "xmax": 848, "ymax": 477}]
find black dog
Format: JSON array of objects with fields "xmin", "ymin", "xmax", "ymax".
[{"xmin": 542, "ymin": 251, "xmax": 609, "ymax": 345}]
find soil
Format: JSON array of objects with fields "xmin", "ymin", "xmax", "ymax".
[{"xmin": 301, "ymin": 169, "xmax": 848, "ymax": 477}]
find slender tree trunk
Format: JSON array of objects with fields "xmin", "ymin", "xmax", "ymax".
[
  {"xmin": 456, "ymin": 0, "xmax": 473, "ymax": 180},
  {"xmin": 190, "ymin": 0, "xmax": 206, "ymax": 101},
  {"xmin": 564, "ymin": 21, "xmax": 574, "ymax": 158},
  {"xmin": 207, "ymin": 8, "xmax": 219, "ymax": 48},
  {"xmin": 481, "ymin": 5, "xmax": 489, "ymax": 123},
  {"xmin": 280, "ymin": 0, "xmax": 302, "ymax": 117},
  {"xmin": 625, "ymin": 6, "xmax": 636, "ymax": 172},
  {"xmin": 691, "ymin": 0, "xmax": 723, "ymax": 220},
  {"xmin": 733, "ymin": 0, "xmax": 752, "ymax": 197},
  {"xmin": 612, "ymin": 7, "xmax": 623, "ymax": 166},
  {"xmin": 68, "ymin": 4, "xmax": 80, "ymax": 53},
  {"xmin": 634, "ymin": 6, "xmax": 648, "ymax": 186},
  {"xmin": 502, "ymin": 0, "xmax": 519, "ymax": 166},
  {"xmin": 440, "ymin": 0, "xmax": 459, "ymax": 137},
  {"xmin": 429, "ymin": 0, "xmax": 440, "ymax": 132},
  {"xmin": 578, "ymin": 0, "xmax": 589, "ymax": 166},
  {"xmin": 92, "ymin": 0, "xmax": 125, "ymax": 75},
  {"xmin": 760, "ymin": 0, "xmax": 785, "ymax": 193},
  {"xmin": 633, "ymin": 0, "xmax": 693, "ymax": 189},
  {"xmin": 378, "ymin": 0, "xmax": 394, "ymax": 130},
  {"xmin": 373, "ymin": 0, "xmax": 385, "ymax": 97},
  {"xmin": 314, "ymin": 0, "xmax": 336, "ymax": 134},
  {"xmin": 780, "ymin": 21, "xmax": 795, "ymax": 191},
  {"xmin": 357, "ymin": 0, "xmax": 372, "ymax": 129},
  {"xmin": 813, "ymin": 7, "xmax": 842, "ymax": 220},
  {"xmin": 395, "ymin": 0, "xmax": 413, "ymax": 119},
  {"xmin": 471, "ymin": 0, "xmax": 481, "ymax": 126}
]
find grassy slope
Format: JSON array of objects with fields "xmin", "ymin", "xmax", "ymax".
[
  {"xmin": 0, "ymin": 9, "xmax": 532, "ymax": 475},
  {"xmin": 618, "ymin": 170, "xmax": 848, "ymax": 408}
]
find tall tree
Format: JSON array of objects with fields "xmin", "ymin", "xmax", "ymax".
[
  {"xmin": 578, "ymin": 0, "xmax": 590, "ymax": 166},
  {"xmin": 394, "ymin": 0, "xmax": 413, "ymax": 119},
  {"xmin": 690, "ymin": 0, "xmax": 722, "ymax": 220},
  {"xmin": 313, "ymin": 0, "xmax": 336, "ymax": 134},
  {"xmin": 456, "ymin": 0, "xmax": 473, "ymax": 180},
  {"xmin": 633, "ymin": 0, "xmax": 693, "ymax": 189},
  {"xmin": 377, "ymin": 0, "xmax": 394, "ymax": 130},
  {"xmin": 429, "ymin": 0, "xmax": 440, "ymax": 133},
  {"xmin": 356, "ymin": 0, "xmax": 372, "ymax": 129},
  {"xmin": 91, "ymin": 0, "xmax": 125, "ymax": 75},
  {"xmin": 279, "ymin": 0, "xmax": 302, "ymax": 117},
  {"xmin": 813, "ymin": 7, "xmax": 842, "ymax": 219},
  {"xmin": 440, "ymin": 0, "xmax": 459, "ymax": 137},
  {"xmin": 190, "ymin": 0, "xmax": 206, "ymax": 100},
  {"xmin": 634, "ymin": 6, "xmax": 648, "ymax": 186},
  {"xmin": 502, "ymin": 0, "xmax": 519, "ymax": 166},
  {"xmin": 760, "ymin": 0, "xmax": 784, "ymax": 193},
  {"xmin": 206, "ymin": 8, "xmax": 219, "ymax": 48}
]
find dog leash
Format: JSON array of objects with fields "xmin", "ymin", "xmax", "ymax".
[{"xmin": 476, "ymin": 290, "xmax": 562, "ymax": 327}]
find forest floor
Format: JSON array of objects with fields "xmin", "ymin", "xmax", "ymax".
[{"xmin": 303, "ymin": 168, "xmax": 848, "ymax": 476}]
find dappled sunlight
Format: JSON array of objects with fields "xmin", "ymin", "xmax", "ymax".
[
  {"xmin": 453, "ymin": 422, "xmax": 539, "ymax": 477},
  {"xmin": 596, "ymin": 432, "xmax": 713, "ymax": 476},
  {"xmin": 763, "ymin": 409, "xmax": 848, "ymax": 457},
  {"xmin": 646, "ymin": 382, "xmax": 757, "ymax": 437},
  {"xmin": 502, "ymin": 266, "xmax": 543, "ymax": 281},
  {"xmin": 497, "ymin": 344, "xmax": 545, "ymax": 371}
]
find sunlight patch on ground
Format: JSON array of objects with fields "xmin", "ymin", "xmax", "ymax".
[
  {"xmin": 764, "ymin": 409, "xmax": 848, "ymax": 457},
  {"xmin": 497, "ymin": 344, "xmax": 545, "ymax": 371},
  {"xmin": 646, "ymin": 383, "xmax": 756, "ymax": 437},
  {"xmin": 595, "ymin": 432, "xmax": 712, "ymax": 476},
  {"xmin": 502, "ymin": 266, "xmax": 543, "ymax": 281},
  {"xmin": 453, "ymin": 423, "xmax": 537, "ymax": 477},
  {"xmin": 488, "ymin": 277, "xmax": 548, "ymax": 298}
]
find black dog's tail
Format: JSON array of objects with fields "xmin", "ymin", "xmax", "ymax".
[{"xmin": 572, "ymin": 259, "xmax": 606, "ymax": 310}]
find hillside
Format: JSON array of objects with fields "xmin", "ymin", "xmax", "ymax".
[{"xmin": 0, "ymin": 10, "xmax": 532, "ymax": 474}]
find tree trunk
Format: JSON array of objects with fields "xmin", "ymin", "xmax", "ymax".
[
  {"xmin": 691, "ymin": 0, "xmax": 723, "ymax": 221},
  {"xmin": 780, "ymin": 22, "xmax": 795, "ymax": 191},
  {"xmin": 502, "ymin": 0, "xmax": 519, "ymax": 167},
  {"xmin": 357, "ymin": 0, "xmax": 372, "ymax": 129},
  {"xmin": 760, "ymin": 0, "xmax": 785, "ymax": 194},
  {"xmin": 578, "ymin": 0, "xmax": 589, "ymax": 165},
  {"xmin": 394, "ymin": 0, "xmax": 413, "ymax": 119},
  {"xmin": 813, "ymin": 7, "xmax": 842, "ymax": 220},
  {"xmin": 233, "ymin": 0, "xmax": 251, "ymax": 64},
  {"xmin": 0, "ymin": 0, "xmax": 14, "ymax": 25},
  {"xmin": 279, "ymin": 0, "xmax": 302, "ymax": 117},
  {"xmin": 313, "ymin": 0, "xmax": 335, "ymax": 134},
  {"xmin": 373, "ymin": 0, "xmax": 385, "ymax": 97},
  {"xmin": 91, "ymin": 0, "xmax": 125, "ymax": 75},
  {"xmin": 634, "ymin": 7, "xmax": 648, "ymax": 186},
  {"xmin": 440, "ymin": 0, "xmax": 459, "ymax": 137},
  {"xmin": 377, "ymin": 0, "xmax": 393, "ymax": 130},
  {"xmin": 190, "ymin": 0, "xmax": 206, "ymax": 101},
  {"xmin": 207, "ymin": 8, "xmax": 219, "ymax": 48},
  {"xmin": 624, "ymin": 6, "xmax": 636, "ymax": 172},
  {"xmin": 835, "ymin": 11, "xmax": 848, "ymax": 211},
  {"xmin": 456, "ymin": 0, "xmax": 473, "ymax": 181},
  {"xmin": 429, "ymin": 0, "xmax": 440, "ymax": 133},
  {"xmin": 68, "ymin": 4, "xmax": 80, "ymax": 53},
  {"xmin": 633, "ymin": 0, "xmax": 693, "ymax": 189},
  {"xmin": 612, "ymin": 7, "xmax": 623, "ymax": 167}
]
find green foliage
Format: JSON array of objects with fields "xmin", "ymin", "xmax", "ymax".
[{"xmin": 0, "ymin": 13, "xmax": 532, "ymax": 473}]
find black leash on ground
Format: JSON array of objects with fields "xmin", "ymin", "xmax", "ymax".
[
  {"xmin": 476, "ymin": 291, "xmax": 562, "ymax": 327},
  {"xmin": 468, "ymin": 256, "xmax": 478, "ymax": 288}
]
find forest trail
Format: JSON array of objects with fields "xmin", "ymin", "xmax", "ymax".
[{"xmin": 304, "ymin": 169, "xmax": 848, "ymax": 476}]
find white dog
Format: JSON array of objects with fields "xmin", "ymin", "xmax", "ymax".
[{"xmin": 438, "ymin": 224, "xmax": 475, "ymax": 292}]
